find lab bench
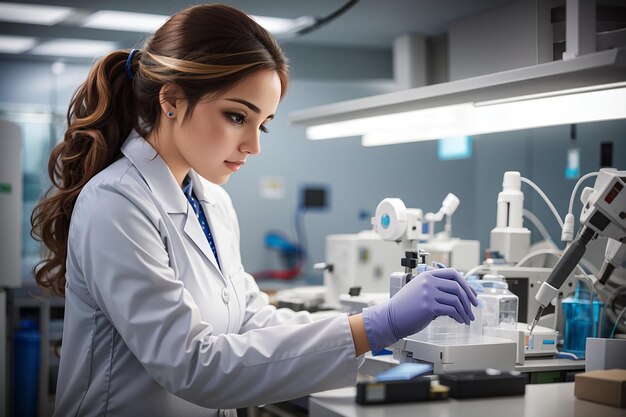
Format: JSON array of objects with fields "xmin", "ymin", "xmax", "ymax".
[
  {"xmin": 260, "ymin": 354, "xmax": 589, "ymax": 417},
  {"xmin": 308, "ymin": 382, "xmax": 623, "ymax": 417}
]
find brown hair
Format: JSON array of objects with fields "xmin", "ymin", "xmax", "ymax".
[{"xmin": 31, "ymin": 4, "xmax": 290, "ymax": 297}]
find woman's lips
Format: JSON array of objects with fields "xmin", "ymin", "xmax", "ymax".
[{"xmin": 225, "ymin": 161, "xmax": 244, "ymax": 172}]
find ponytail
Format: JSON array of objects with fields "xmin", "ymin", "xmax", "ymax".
[{"xmin": 31, "ymin": 50, "xmax": 138, "ymax": 296}]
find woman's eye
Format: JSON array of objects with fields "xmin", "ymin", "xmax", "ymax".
[
  {"xmin": 227, "ymin": 112, "xmax": 245, "ymax": 125},
  {"xmin": 260, "ymin": 125, "xmax": 269, "ymax": 133}
]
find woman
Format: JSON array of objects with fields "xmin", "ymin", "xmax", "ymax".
[{"xmin": 31, "ymin": 4, "xmax": 478, "ymax": 416}]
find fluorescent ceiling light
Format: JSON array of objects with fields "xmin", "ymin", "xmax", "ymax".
[
  {"xmin": 251, "ymin": 15, "xmax": 315, "ymax": 35},
  {"xmin": 0, "ymin": 35, "xmax": 36, "ymax": 53},
  {"xmin": 82, "ymin": 10, "xmax": 168, "ymax": 33},
  {"xmin": 251, "ymin": 16, "xmax": 295, "ymax": 33},
  {"xmin": 29, "ymin": 39, "xmax": 117, "ymax": 58},
  {"xmin": 81, "ymin": 9, "xmax": 310, "ymax": 35},
  {"xmin": 1, "ymin": 111, "xmax": 53, "ymax": 124},
  {"xmin": 353, "ymin": 84, "xmax": 626, "ymax": 146},
  {"xmin": 0, "ymin": 2, "xmax": 73, "ymax": 25},
  {"xmin": 305, "ymin": 83, "xmax": 626, "ymax": 145}
]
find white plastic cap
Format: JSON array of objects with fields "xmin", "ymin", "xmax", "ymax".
[
  {"xmin": 442, "ymin": 193, "xmax": 460, "ymax": 216},
  {"xmin": 561, "ymin": 213, "xmax": 575, "ymax": 242},
  {"xmin": 503, "ymin": 171, "xmax": 521, "ymax": 191},
  {"xmin": 580, "ymin": 186, "xmax": 594, "ymax": 205}
]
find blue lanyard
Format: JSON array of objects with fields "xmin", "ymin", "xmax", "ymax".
[{"xmin": 183, "ymin": 177, "xmax": 221, "ymax": 270}]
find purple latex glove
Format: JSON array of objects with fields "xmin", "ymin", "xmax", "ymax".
[{"xmin": 362, "ymin": 268, "xmax": 479, "ymax": 353}]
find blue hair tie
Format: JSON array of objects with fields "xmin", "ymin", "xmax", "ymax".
[{"xmin": 125, "ymin": 49, "xmax": 139, "ymax": 80}]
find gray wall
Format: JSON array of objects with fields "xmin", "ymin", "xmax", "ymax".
[{"xmin": 2, "ymin": 46, "xmax": 625, "ymax": 280}]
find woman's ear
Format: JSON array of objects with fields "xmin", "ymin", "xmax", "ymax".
[{"xmin": 158, "ymin": 83, "xmax": 183, "ymax": 119}]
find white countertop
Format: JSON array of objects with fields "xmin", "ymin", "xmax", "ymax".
[{"xmin": 309, "ymin": 382, "xmax": 623, "ymax": 417}]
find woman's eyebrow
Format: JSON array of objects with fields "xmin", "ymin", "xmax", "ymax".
[
  {"xmin": 224, "ymin": 98, "xmax": 275, "ymax": 120},
  {"xmin": 225, "ymin": 98, "xmax": 259, "ymax": 113}
]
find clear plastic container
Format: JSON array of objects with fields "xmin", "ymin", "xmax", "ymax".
[
  {"xmin": 478, "ymin": 278, "xmax": 518, "ymax": 329},
  {"xmin": 418, "ymin": 303, "xmax": 483, "ymax": 341}
]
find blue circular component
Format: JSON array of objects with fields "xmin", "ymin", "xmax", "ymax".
[{"xmin": 381, "ymin": 213, "xmax": 390, "ymax": 229}]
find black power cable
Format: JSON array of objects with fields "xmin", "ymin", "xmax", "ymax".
[{"xmin": 290, "ymin": 0, "xmax": 360, "ymax": 37}]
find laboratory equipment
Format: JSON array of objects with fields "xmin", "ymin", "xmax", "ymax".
[
  {"xmin": 520, "ymin": 324, "xmax": 558, "ymax": 357},
  {"xmin": 416, "ymin": 304, "xmax": 483, "ymax": 340},
  {"xmin": 419, "ymin": 238, "xmax": 480, "ymax": 274},
  {"xmin": 356, "ymin": 363, "xmax": 436, "ymax": 405},
  {"xmin": 392, "ymin": 333, "xmax": 516, "ymax": 374},
  {"xmin": 320, "ymin": 230, "xmax": 402, "ymax": 309},
  {"xmin": 561, "ymin": 281, "xmax": 606, "ymax": 358},
  {"xmin": 316, "ymin": 198, "xmax": 419, "ymax": 310},
  {"xmin": 483, "ymin": 323, "xmax": 557, "ymax": 365},
  {"xmin": 370, "ymin": 198, "xmax": 426, "ymax": 301},
  {"xmin": 489, "ymin": 172, "xmax": 531, "ymax": 264},
  {"xmin": 371, "ymin": 198, "xmax": 423, "ymax": 251},
  {"xmin": 531, "ymin": 168, "xmax": 626, "ymax": 334},
  {"xmin": 474, "ymin": 275, "xmax": 558, "ymax": 365},
  {"xmin": 421, "ymin": 193, "xmax": 480, "ymax": 272},
  {"xmin": 339, "ymin": 291, "xmax": 388, "ymax": 316},
  {"xmin": 356, "ymin": 372, "xmax": 432, "ymax": 405},
  {"xmin": 424, "ymin": 193, "xmax": 460, "ymax": 240},
  {"xmin": 0, "ymin": 119, "xmax": 22, "ymax": 288},
  {"xmin": 1, "ymin": 119, "xmax": 21, "ymax": 417},
  {"xmin": 470, "ymin": 265, "xmax": 565, "ymax": 364},
  {"xmin": 254, "ymin": 232, "xmax": 302, "ymax": 280},
  {"xmin": 371, "ymin": 197, "xmax": 517, "ymax": 373},
  {"xmin": 469, "ymin": 265, "xmax": 578, "ymax": 329},
  {"xmin": 598, "ymin": 238, "xmax": 626, "ymax": 285},
  {"xmin": 376, "ymin": 363, "xmax": 433, "ymax": 382},
  {"xmin": 585, "ymin": 338, "xmax": 626, "ymax": 372},
  {"xmin": 438, "ymin": 369, "xmax": 526, "ymax": 399},
  {"xmin": 320, "ymin": 193, "xmax": 479, "ymax": 311},
  {"xmin": 274, "ymin": 286, "xmax": 326, "ymax": 312}
]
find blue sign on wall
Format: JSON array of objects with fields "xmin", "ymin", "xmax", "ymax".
[{"xmin": 438, "ymin": 136, "xmax": 472, "ymax": 160}]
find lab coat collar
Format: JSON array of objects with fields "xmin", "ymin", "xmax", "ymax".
[
  {"xmin": 121, "ymin": 131, "xmax": 188, "ymax": 214},
  {"xmin": 180, "ymin": 175, "xmax": 223, "ymax": 272},
  {"xmin": 122, "ymin": 131, "xmax": 226, "ymax": 274},
  {"xmin": 182, "ymin": 206, "xmax": 224, "ymax": 275},
  {"xmin": 184, "ymin": 173, "xmax": 230, "ymax": 274},
  {"xmin": 187, "ymin": 170, "xmax": 217, "ymax": 206}
]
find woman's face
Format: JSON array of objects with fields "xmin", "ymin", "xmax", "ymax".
[{"xmin": 168, "ymin": 69, "xmax": 281, "ymax": 185}]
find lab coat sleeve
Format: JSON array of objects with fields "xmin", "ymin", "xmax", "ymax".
[
  {"xmin": 215, "ymin": 187, "xmax": 366, "ymax": 367},
  {"xmin": 239, "ymin": 271, "xmax": 313, "ymax": 332},
  {"xmin": 71, "ymin": 181, "xmax": 358, "ymax": 409}
]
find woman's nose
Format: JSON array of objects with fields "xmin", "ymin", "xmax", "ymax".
[{"xmin": 240, "ymin": 130, "xmax": 261, "ymax": 155}]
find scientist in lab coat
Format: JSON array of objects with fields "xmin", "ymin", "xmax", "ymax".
[{"xmin": 31, "ymin": 4, "xmax": 478, "ymax": 417}]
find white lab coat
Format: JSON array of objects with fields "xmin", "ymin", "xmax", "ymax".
[{"xmin": 54, "ymin": 131, "xmax": 359, "ymax": 417}]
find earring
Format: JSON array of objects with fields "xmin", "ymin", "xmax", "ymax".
[{"xmin": 166, "ymin": 111, "xmax": 174, "ymax": 118}]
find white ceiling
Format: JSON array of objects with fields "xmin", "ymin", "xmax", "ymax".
[{"xmin": 0, "ymin": 0, "xmax": 518, "ymax": 53}]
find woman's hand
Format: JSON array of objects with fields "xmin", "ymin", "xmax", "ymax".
[{"xmin": 360, "ymin": 268, "xmax": 479, "ymax": 353}]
